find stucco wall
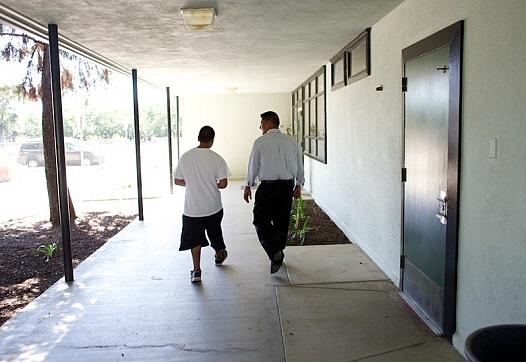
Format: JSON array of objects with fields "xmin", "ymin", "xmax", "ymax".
[
  {"xmin": 306, "ymin": 0, "xmax": 526, "ymax": 354},
  {"xmin": 179, "ymin": 94, "xmax": 291, "ymax": 178}
]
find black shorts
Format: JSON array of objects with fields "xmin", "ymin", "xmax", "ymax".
[{"xmin": 180, "ymin": 209, "xmax": 226, "ymax": 251}]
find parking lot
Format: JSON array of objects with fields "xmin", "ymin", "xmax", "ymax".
[{"xmin": 0, "ymin": 139, "xmax": 171, "ymax": 222}]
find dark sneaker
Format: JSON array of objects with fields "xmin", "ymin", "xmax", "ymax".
[
  {"xmin": 215, "ymin": 249, "xmax": 228, "ymax": 265},
  {"xmin": 270, "ymin": 261, "xmax": 282, "ymax": 274},
  {"xmin": 191, "ymin": 269, "xmax": 201, "ymax": 283},
  {"xmin": 270, "ymin": 251, "xmax": 284, "ymax": 274}
]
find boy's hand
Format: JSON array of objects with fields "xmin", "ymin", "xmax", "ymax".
[{"xmin": 174, "ymin": 178, "xmax": 186, "ymax": 186}]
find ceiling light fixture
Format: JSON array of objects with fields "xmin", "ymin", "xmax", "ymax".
[{"xmin": 180, "ymin": 8, "xmax": 216, "ymax": 30}]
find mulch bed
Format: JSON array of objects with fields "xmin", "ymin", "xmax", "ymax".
[
  {"xmin": 0, "ymin": 212, "xmax": 135, "ymax": 326},
  {"xmin": 0, "ymin": 198, "xmax": 347, "ymax": 326},
  {"xmin": 287, "ymin": 199, "xmax": 351, "ymax": 246}
]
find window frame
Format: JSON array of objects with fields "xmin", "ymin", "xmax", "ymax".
[
  {"xmin": 330, "ymin": 28, "xmax": 371, "ymax": 90},
  {"xmin": 346, "ymin": 29, "xmax": 371, "ymax": 84},
  {"xmin": 293, "ymin": 66, "xmax": 327, "ymax": 164}
]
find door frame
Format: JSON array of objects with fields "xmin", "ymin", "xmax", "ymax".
[{"xmin": 400, "ymin": 21, "xmax": 463, "ymax": 340}]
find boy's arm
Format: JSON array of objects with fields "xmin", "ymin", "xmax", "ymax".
[
  {"xmin": 174, "ymin": 178, "xmax": 186, "ymax": 187},
  {"xmin": 217, "ymin": 178, "xmax": 228, "ymax": 189},
  {"xmin": 174, "ymin": 161, "xmax": 185, "ymax": 186},
  {"xmin": 217, "ymin": 156, "xmax": 231, "ymax": 190}
]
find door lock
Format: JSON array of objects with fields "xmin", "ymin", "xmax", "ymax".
[{"xmin": 436, "ymin": 190, "xmax": 448, "ymax": 225}]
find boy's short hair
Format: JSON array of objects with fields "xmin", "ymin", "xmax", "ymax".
[
  {"xmin": 198, "ymin": 126, "xmax": 215, "ymax": 142},
  {"xmin": 260, "ymin": 111, "xmax": 280, "ymax": 127}
]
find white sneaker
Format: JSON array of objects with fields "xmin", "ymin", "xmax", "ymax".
[{"xmin": 190, "ymin": 269, "xmax": 201, "ymax": 283}]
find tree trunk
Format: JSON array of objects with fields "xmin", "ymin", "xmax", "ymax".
[{"xmin": 41, "ymin": 45, "xmax": 76, "ymax": 226}]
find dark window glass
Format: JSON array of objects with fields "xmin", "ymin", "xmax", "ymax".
[
  {"xmin": 310, "ymin": 100, "xmax": 316, "ymax": 136},
  {"xmin": 330, "ymin": 28, "xmax": 370, "ymax": 89},
  {"xmin": 331, "ymin": 55, "xmax": 345, "ymax": 89},
  {"xmin": 318, "ymin": 140, "xmax": 325, "ymax": 159},
  {"xmin": 351, "ymin": 40, "xmax": 367, "ymax": 77},
  {"xmin": 318, "ymin": 74, "xmax": 325, "ymax": 92},
  {"xmin": 317, "ymin": 97, "xmax": 325, "ymax": 138}
]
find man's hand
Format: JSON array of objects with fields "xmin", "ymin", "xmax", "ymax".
[
  {"xmin": 293, "ymin": 185, "xmax": 301, "ymax": 199},
  {"xmin": 243, "ymin": 186, "xmax": 252, "ymax": 203}
]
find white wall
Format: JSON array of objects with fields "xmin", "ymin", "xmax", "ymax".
[
  {"xmin": 179, "ymin": 94, "xmax": 291, "ymax": 177},
  {"xmin": 307, "ymin": 0, "xmax": 526, "ymax": 354}
]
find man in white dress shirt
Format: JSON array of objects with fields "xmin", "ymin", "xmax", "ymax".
[
  {"xmin": 244, "ymin": 111, "xmax": 304, "ymax": 274},
  {"xmin": 175, "ymin": 126, "xmax": 231, "ymax": 283}
]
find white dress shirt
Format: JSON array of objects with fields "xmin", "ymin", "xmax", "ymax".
[{"xmin": 246, "ymin": 129, "xmax": 304, "ymax": 187}]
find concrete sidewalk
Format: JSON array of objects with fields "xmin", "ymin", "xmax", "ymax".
[{"xmin": 0, "ymin": 182, "xmax": 464, "ymax": 361}]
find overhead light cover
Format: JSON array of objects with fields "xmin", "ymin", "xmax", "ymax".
[{"xmin": 180, "ymin": 8, "xmax": 216, "ymax": 30}]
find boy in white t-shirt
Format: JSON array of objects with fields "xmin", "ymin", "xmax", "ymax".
[{"xmin": 174, "ymin": 126, "xmax": 231, "ymax": 283}]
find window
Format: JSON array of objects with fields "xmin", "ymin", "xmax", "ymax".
[
  {"xmin": 291, "ymin": 87, "xmax": 303, "ymax": 145},
  {"xmin": 330, "ymin": 28, "xmax": 370, "ymax": 90},
  {"xmin": 291, "ymin": 66, "xmax": 327, "ymax": 163},
  {"xmin": 330, "ymin": 52, "xmax": 345, "ymax": 90},
  {"xmin": 346, "ymin": 30, "xmax": 370, "ymax": 84}
]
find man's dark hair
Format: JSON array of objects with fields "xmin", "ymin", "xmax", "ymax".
[
  {"xmin": 198, "ymin": 126, "xmax": 215, "ymax": 142},
  {"xmin": 260, "ymin": 111, "xmax": 280, "ymax": 127}
]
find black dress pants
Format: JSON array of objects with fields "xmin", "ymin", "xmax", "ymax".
[{"xmin": 253, "ymin": 180, "xmax": 294, "ymax": 260}]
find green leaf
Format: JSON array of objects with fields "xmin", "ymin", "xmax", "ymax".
[{"xmin": 35, "ymin": 242, "xmax": 58, "ymax": 262}]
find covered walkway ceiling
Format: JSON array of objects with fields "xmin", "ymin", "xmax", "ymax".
[{"xmin": 1, "ymin": 0, "xmax": 402, "ymax": 94}]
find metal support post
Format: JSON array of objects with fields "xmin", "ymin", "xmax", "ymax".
[
  {"xmin": 176, "ymin": 96, "xmax": 180, "ymax": 160},
  {"xmin": 166, "ymin": 87, "xmax": 174, "ymax": 194},
  {"xmin": 48, "ymin": 24, "xmax": 73, "ymax": 282},
  {"xmin": 132, "ymin": 69, "xmax": 144, "ymax": 220}
]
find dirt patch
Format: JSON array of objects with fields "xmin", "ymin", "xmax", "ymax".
[
  {"xmin": 0, "ymin": 212, "xmax": 135, "ymax": 326},
  {"xmin": 287, "ymin": 199, "xmax": 351, "ymax": 246},
  {"xmin": 0, "ymin": 199, "xmax": 346, "ymax": 326}
]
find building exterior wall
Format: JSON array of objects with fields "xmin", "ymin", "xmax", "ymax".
[
  {"xmin": 179, "ymin": 93, "xmax": 291, "ymax": 178},
  {"xmin": 305, "ymin": 0, "xmax": 526, "ymax": 354}
]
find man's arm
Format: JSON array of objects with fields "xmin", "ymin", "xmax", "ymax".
[
  {"xmin": 244, "ymin": 141, "xmax": 259, "ymax": 203},
  {"xmin": 293, "ymin": 140, "xmax": 304, "ymax": 199},
  {"xmin": 217, "ymin": 178, "xmax": 228, "ymax": 189},
  {"xmin": 174, "ymin": 178, "xmax": 186, "ymax": 187},
  {"xmin": 246, "ymin": 141, "xmax": 260, "ymax": 188}
]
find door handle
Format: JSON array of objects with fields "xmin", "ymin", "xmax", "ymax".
[
  {"xmin": 436, "ymin": 214, "xmax": 447, "ymax": 225},
  {"xmin": 436, "ymin": 190, "xmax": 447, "ymax": 225}
]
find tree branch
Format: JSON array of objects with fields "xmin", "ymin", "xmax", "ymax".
[
  {"xmin": 28, "ymin": 43, "xmax": 40, "ymax": 60},
  {"xmin": 0, "ymin": 31, "xmax": 44, "ymax": 45}
]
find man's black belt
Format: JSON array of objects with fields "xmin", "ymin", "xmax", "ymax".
[{"xmin": 260, "ymin": 179, "xmax": 293, "ymax": 184}]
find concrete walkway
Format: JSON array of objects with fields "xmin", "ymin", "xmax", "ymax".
[{"xmin": 0, "ymin": 182, "xmax": 464, "ymax": 361}]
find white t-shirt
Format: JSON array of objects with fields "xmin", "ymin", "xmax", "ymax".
[{"xmin": 174, "ymin": 148, "xmax": 231, "ymax": 217}]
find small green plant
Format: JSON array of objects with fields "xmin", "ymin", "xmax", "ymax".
[
  {"xmin": 292, "ymin": 196, "xmax": 305, "ymax": 228},
  {"xmin": 35, "ymin": 243, "xmax": 58, "ymax": 262},
  {"xmin": 289, "ymin": 196, "xmax": 312, "ymax": 244},
  {"xmin": 299, "ymin": 217, "xmax": 313, "ymax": 246}
]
